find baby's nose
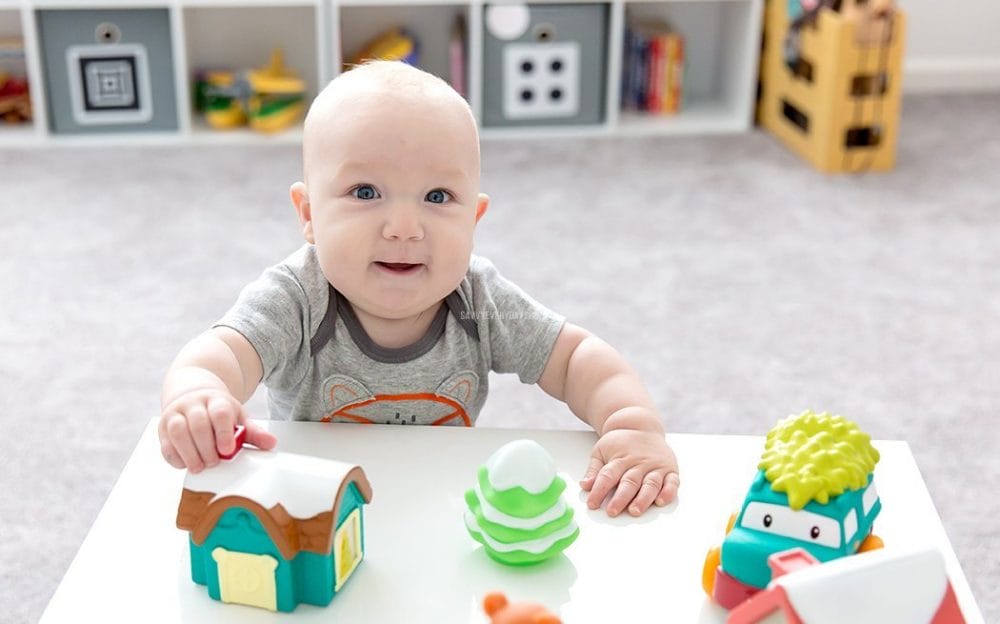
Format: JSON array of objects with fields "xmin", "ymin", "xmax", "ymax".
[{"xmin": 382, "ymin": 203, "xmax": 424, "ymax": 241}]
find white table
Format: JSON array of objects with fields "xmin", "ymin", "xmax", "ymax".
[{"xmin": 41, "ymin": 419, "xmax": 985, "ymax": 623}]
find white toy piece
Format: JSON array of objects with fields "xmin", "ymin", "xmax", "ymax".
[{"xmin": 727, "ymin": 546, "xmax": 967, "ymax": 624}]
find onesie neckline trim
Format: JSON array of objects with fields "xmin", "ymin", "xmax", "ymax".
[{"xmin": 309, "ymin": 284, "xmax": 480, "ymax": 361}]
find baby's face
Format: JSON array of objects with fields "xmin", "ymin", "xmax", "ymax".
[{"xmin": 298, "ymin": 87, "xmax": 485, "ymax": 321}]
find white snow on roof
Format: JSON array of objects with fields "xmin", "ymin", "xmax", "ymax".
[
  {"xmin": 777, "ymin": 547, "xmax": 949, "ymax": 624},
  {"xmin": 183, "ymin": 448, "xmax": 361, "ymax": 520}
]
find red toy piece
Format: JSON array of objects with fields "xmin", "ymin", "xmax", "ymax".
[
  {"xmin": 483, "ymin": 592, "xmax": 561, "ymax": 624},
  {"xmin": 713, "ymin": 567, "xmax": 761, "ymax": 610},
  {"xmin": 218, "ymin": 425, "xmax": 246, "ymax": 460}
]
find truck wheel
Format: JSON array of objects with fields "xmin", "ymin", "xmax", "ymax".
[
  {"xmin": 859, "ymin": 534, "xmax": 884, "ymax": 552},
  {"xmin": 702, "ymin": 546, "xmax": 721, "ymax": 596}
]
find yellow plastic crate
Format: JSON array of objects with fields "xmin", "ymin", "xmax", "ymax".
[{"xmin": 759, "ymin": 0, "xmax": 906, "ymax": 173}]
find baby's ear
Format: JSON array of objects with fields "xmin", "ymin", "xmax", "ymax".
[
  {"xmin": 475, "ymin": 193, "xmax": 489, "ymax": 224},
  {"xmin": 290, "ymin": 182, "xmax": 314, "ymax": 243}
]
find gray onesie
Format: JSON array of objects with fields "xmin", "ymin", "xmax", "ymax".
[{"xmin": 215, "ymin": 245, "xmax": 565, "ymax": 426}]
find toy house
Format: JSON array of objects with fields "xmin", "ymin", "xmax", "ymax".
[{"xmin": 175, "ymin": 444, "xmax": 373, "ymax": 612}]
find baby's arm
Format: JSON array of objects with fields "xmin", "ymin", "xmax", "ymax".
[
  {"xmin": 538, "ymin": 323, "xmax": 679, "ymax": 517},
  {"xmin": 159, "ymin": 327, "xmax": 277, "ymax": 472}
]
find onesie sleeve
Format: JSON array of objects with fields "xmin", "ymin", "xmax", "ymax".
[
  {"xmin": 467, "ymin": 256, "xmax": 566, "ymax": 384},
  {"xmin": 213, "ymin": 262, "xmax": 312, "ymax": 388}
]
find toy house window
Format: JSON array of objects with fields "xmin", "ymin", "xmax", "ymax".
[
  {"xmin": 842, "ymin": 509, "xmax": 858, "ymax": 544},
  {"xmin": 862, "ymin": 482, "xmax": 879, "ymax": 516},
  {"xmin": 334, "ymin": 508, "xmax": 363, "ymax": 591}
]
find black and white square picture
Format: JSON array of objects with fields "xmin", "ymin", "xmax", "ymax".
[
  {"xmin": 83, "ymin": 57, "xmax": 138, "ymax": 110},
  {"xmin": 66, "ymin": 43, "xmax": 152, "ymax": 125}
]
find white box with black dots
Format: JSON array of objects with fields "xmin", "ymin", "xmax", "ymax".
[
  {"xmin": 482, "ymin": 3, "xmax": 608, "ymax": 127},
  {"xmin": 503, "ymin": 41, "xmax": 580, "ymax": 119}
]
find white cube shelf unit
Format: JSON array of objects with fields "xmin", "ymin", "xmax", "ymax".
[{"xmin": 0, "ymin": 0, "xmax": 761, "ymax": 146}]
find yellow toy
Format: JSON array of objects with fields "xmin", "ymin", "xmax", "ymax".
[
  {"xmin": 200, "ymin": 49, "xmax": 306, "ymax": 133},
  {"xmin": 346, "ymin": 28, "xmax": 418, "ymax": 71}
]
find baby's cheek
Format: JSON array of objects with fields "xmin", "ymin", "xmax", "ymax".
[
  {"xmin": 315, "ymin": 244, "xmax": 359, "ymax": 290},
  {"xmin": 435, "ymin": 245, "xmax": 474, "ymax": 292}
]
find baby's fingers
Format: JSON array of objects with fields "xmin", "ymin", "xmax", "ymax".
[
  {"xmin": 207, "ymin": 396, "xmax": 238, "ymax": 456},
  {"xmin": 607, "ymin": 467, "xmax": 646, "ymax": 517},
  {"xmin": 164, "ymin": 412, "xmax": 204, "ymax": 472},
  {"xmin": 188, "ymin": 404, "xmax": 220, "ymax": 469},
  {"xmin": 586, "ymin": 459, "xmax": 625, "ymax": 510},
  {"xmin": 242, "ymin": 406, "xmax": 278, "ymax": 451},
  {"xmin": 158, "ymin": 416, "xmax": 183, "ymax": 468},
  {"xmin": 579, "ymin": 456, "xmax": 604, "ymax": 492},
  {"xmin": 626, "ymin": 470, "xmax": 668, "ymax": 516},
  {"xmin": 159, "ymin": 425, "xmax": 186, "ymax": 469},
  {"xmin": 656, "ymin": 472, "xmax": 681, "ymax": 506}
]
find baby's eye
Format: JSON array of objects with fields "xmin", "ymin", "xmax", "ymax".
[
  {"xmin": 425, "ymin": 189, "xmax": 452, "ymax": 204},
  {"xmin": 351, "ymin": 185, "xmax": 381, "ymax": 201}
]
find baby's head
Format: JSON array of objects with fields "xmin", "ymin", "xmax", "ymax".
[{"xmin": 291, "ymin": 60, "xmax": 488, "ymax": 321}]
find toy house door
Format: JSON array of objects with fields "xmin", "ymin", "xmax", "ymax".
[
  {"xmin": 334, "ymin": 508, "xmax": 363, "ymax": 591},
  {"xmin": 211, "ymin": 547, "xmax": 279, "ymax": 611}
]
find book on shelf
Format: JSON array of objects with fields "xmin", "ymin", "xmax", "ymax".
[{"xmin": 622, "ymin": 18, "xmax": 684, "ymax": 116}]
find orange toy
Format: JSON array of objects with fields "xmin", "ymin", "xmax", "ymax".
[{"xmin": 483, "ymin": 592, "xmax": 561, "ymax": 624}]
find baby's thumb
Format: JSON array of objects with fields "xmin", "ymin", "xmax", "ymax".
[
  {"xmin": 579, "ymin": 455, "xmax": 604, "ymax": 491},
  {"xmin": 245, "ymin": 422, "xmax": 278, "ymax": 450},
  {"xmin": 241, "ymin": 409, "xmax": 278, "ymax": 450}
]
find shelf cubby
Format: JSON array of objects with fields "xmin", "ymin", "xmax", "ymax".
[
  {"xmin": 0, "ymin": 7, "xmax": 38, "ymax": 142},
  {"xmin": 617, "ymin": 0, "xmax": 761, "ymax": 135},
  {"xmin": 337, "ymin": 2, "xmax": 469, "ymax": 96},
  {"xmin": 182, "ymin": 1, "xmax": 320, "ymax": 141}
]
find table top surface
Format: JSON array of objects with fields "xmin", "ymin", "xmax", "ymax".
[{"xmin": 41, "ymin": 418, "xmax": 984, "ymax": 623}]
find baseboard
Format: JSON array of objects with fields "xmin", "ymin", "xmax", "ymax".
[{"xmin": 903, "ymin": 57, "xmax": 1000, "ymax": 93}]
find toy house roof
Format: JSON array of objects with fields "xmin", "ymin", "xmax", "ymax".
[{"xmin": 176, "ymin": 448, "xmax": 372, "ymax": 560}]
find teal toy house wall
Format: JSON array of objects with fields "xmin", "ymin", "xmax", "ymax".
[{"xmin": 188, "ymin": 482, "xmax": 367, "ymax": 612}]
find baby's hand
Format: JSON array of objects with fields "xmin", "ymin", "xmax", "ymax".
[
  {"xmin": 580, "ymin": 427, "xmax": 680, "ymax": 517},
  {"xmin": 158, "ymin": 388, "xmax": 277, "ymax": 473}
]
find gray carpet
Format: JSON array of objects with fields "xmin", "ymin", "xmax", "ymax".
[{"xmin": 1, "ymin": 92, "xmax": 998, "ymax": 622}]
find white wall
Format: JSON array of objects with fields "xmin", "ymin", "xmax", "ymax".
[{"xmin": 903, "ymin": 0, "xmax": 1000, "ymax": 93}]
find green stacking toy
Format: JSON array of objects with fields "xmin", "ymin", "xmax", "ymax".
[{"xmin": 464, "ymin": 439, "xmax": 579, "ymax": 565}]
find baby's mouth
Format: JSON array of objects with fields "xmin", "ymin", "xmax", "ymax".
[{"xmin": 374, "ymin": 261, "xmax": 424, "ymax": 275}]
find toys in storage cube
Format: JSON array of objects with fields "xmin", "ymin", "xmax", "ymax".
[{"xmin": 758, "ymin": 0, "xmax": 906, "ymax": 173}]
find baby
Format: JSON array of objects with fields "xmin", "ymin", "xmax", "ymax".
[{"xmin": 159, "ymin": 60, "xmax": 679, "ymax": 517}]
